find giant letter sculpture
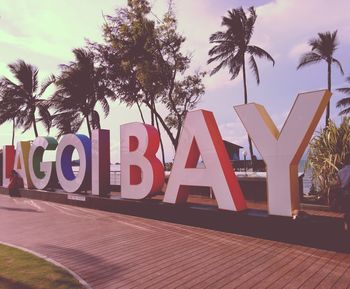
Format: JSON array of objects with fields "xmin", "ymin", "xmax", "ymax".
[
  {"xmin": 2, "ymin": 145, "xmax": 15, "ymax": 187},
  {"xmin": 91, "ymin": 129, "xmax": 110, "ymax": 196},
  {"xmin": 29, "ymin": 137, "xmax": 58, "ymax": 190},
  {"xmin": 120, "ymin": 123, "xmax": 164, "ymax": 199},
  {"xmin": 56, "ymin": 134, "xmax": 91, "ymax": 193},
  {"xmin": 235, "ymin": 90, "xmax": 331, "ymax": 216},
  {"xmin": 163, "ymin": 110, "xmax": 247, "ymax": 211},
  {"xmin": 14, "ymin": 141, "xmax": 33, "ymax": 188}
]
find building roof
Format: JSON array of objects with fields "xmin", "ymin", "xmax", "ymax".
[{"xmin": 223, "ymin": 140, "xmax": 243, "ymax": 150}]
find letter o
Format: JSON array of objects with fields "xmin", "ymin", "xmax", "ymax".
[{"xmin": 56, "ymin": 134, "xmax": 91, "ymax": 193}]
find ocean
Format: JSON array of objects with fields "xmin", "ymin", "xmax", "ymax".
[
  {"xmin": 299, "ymin": 159, "xmax": 312, "ymax": 195},
  {"xmin": 75, "ymin": 161, "xmax": 313, "ymax": 194}
]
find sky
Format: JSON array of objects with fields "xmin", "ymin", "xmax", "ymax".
[{"xmin": 1, "ymin": 0, "xmax": 350, "ymax": 162}]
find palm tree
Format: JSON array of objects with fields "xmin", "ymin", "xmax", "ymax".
[
  {"xmin": 0, "ymin": 60, "xmax": 52, "ymax": 140},
  {"xmin": 336, "ymin": 76, "xmax": 350, "ymax": 115},
  {"xmin": 0, "ymin": 87, "xmax": 21, "ymax": 145},
  {"xmin": 208, "ymin": 6, "xmax": 275, "ymax": 160},
  {"xmin": 51, "ymin": 48, "xmax": 116, "ymax": 137},
  {"xmin": 297, "ymin": 31, "xmax": 344, "ymax": 126}
]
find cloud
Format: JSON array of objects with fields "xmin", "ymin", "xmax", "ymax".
[
  {"xmin": 219, "ymin": 108, "xmax": 289, "ymax": 153},
  {"xmin": 254, "ymin": 0, "xmax": 350, "ymax": 55},
  {"xmin": 219, "ymin": 121, "xmax": 248, "ymax": 148},
  {"xmin": 1, "ymin": 0, "xmax": 350, "ymax": 161},
  {"xmin": 288, "ymin": 42, "xmax": 309, "ymax": 60},
  {"xmin": 0, "ymin": 0, "xmax": 120, "ymax": 64}
]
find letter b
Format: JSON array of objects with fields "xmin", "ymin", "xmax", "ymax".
[{"xmin": 120, "ymin": 123, "xmax": 164, "ymax": 199}]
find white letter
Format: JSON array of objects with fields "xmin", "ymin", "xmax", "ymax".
[
  {"xmin": 120, "ymin": 123, "xmax": 164, "ymax": 199},
  {"xmin": 56, "ymin": 134, "xmax": 91, "ymax": 193},
  {"xmin": 163, "ymin": 110, "xmax": 247, "ymax": 211},
  {"xmin": 92, "ymin": 129, "xmax": 110, "ymax": 196},
  {"xmin": 234, "ymin": 90, "xmax": 331, "ymax": 216},
  {"xmin": 29, "ymin": 137, "xmax": 58, "ymax": 190}
]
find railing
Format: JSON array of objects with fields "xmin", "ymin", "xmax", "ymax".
[
  {"xmin": 73, "ymin": 169, "xmax": 121, "ymax": 185},
  {"xmin": 110, "ymin": 170, "xmax": 121, "ymax": 185},
  {"xmin": 232, "ymin": 160, "xmax": 266, "ymax": 172}
]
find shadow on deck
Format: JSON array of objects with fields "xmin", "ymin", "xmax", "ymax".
[{"xmin": 0, "ymin": 187, "xmax": 348, "ymax": 253}]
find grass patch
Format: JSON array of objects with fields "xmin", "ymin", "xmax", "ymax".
[{"xmin": 0, "ymin": 244, "xmax": 85, "ymax": 289}]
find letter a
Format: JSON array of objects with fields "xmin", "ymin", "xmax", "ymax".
[
  {"xmin": 163, "ymin": 110, "xmax": 247, "ymax": 211},
  {"xmin": 2, "ymin": 145, "xmax": 15, "ymax": 187},
  {"xmin": 235, "ymin": 90, "xmax": 331, "ymax": 216},
  {"xmin": 14, "ymin": 141, "xmax": 33, "ymax": 189},
  {"xmin": 120, "ymin": 123, "xmax": 164, "ymax": 199}
]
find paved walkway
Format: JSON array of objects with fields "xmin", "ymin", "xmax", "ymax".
[{"xmin": 0, "ymin": 194, "xmax": 349, "ymax": 289}]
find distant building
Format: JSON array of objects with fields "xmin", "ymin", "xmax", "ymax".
[{"xmin": 223, "ymin": 140, "xmax": 243, "ymax": 161}]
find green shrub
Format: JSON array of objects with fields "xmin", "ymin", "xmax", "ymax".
[{"xmin": 306, "ymin": 117, "xmax": 350, "ymax": 203}]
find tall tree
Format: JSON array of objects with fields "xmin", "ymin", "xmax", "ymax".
[
  {"xmin": 208, "ymin": 7, "xmax": 275, "ymax": 160},
  {"xmin": 0, "ymin": 60, "xmax": 52, "ymax": 139},
  {"xmin": 51, "ymin": 48, "xmax": 116, "ymax": 137},
  {"xmin": 297, "ymin": 30, "xmax": 344, "ymax": 126},
  {"xmin": 0, "ymin": 89, "xmax": 21, "ymax": 145},
  {"xmin": 91, "ymin": 0, "xmax": 205, "ymax": 155}
]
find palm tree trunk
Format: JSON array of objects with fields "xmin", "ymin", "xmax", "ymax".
[
  {"xmin": 326, "ymin": 61, "xmax": 332, "ymax": 205},
  {"xmin": 144, "ymin": 101, "xmax": 177, "ymax": 149},
  {"xmin": 326, "ymin": 61, "xmax": 332, "ymax": 126},
  {"xmin": 136, "ymin": 100, "xmax": 146, "ymax": 124},
  {"xmin": 155, "ymin": 113, "xmax": 166, "ymax": 167},
  {"xmin": 151, "ymin": 99, "xmax": 155, "ymax": 126},
  {"xmin": 85, "ymin": 115, "xmax": 92, "ymax": 137},
  {"xmin": 242, "ymin": 60, "xmax": 248, "ymax": 105},
  {"xmin": 32, "ymin": 118, "xmax": 39, "ymax": 138},
  {"xmin": 242, "ymin": 57, "xmax": 254, "ymax": 161},
  {"xmin": 12, "ymin": 118, "xmax": 15, "ymax": 146}
]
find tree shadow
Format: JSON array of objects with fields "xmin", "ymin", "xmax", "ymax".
[
  {"xmin": 0, "ymin": 276, "xmax": 36, "ymax": 289},
  {"xmin": 39, "ymin": 245, "xmax": 126, "ymax": 283},
  {"xmin": 0, "ymin": 206, "xmax": 41, "ymax": 213}
]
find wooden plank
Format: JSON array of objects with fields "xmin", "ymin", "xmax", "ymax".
[
  {"xmin": 267, "ymin": 249, "xmax": 335, "ymax": 289},
  {"xmin": 249, "ymin": 246, "xmax": 318, "ymax": 289},
  {"xmin": 318, "ymin": 254, "xmax": 350, "ymax": 289},
  {"xmin": 0, "ymin": 194, "xmax": 349, "ymax": 289}
]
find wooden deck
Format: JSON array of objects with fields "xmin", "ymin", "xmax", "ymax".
[{"xmin": 0, "ymin": 194, "xmax": 349, "ymax": 288}]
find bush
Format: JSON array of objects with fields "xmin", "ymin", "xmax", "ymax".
[{"xmin": 306, "ymin": 117, "xmax": 350, "ymax": 204}]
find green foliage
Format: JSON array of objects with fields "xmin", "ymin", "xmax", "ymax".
[
  {"xmin": 297, "ymin": 31, "xmax": 343, "ymax": 73},
  {"xmin": 208, "ymin": 7, "xmax": 275, "ymax": 84},
  {"xmin": 164, "ymin": 162, "xmax": 173, "ymax": 171},
  {"xmin": 51, "ymin": 48, "xmax": 116, "ymax": 137},
  {"xmin": 91, "ymin": 0, "xmax": 205, "ymax": 148},
  {"xmin": 0, "ymin": 60, "xmax": 52, "ymax": 139},
  {"xmin": 306, "ymin": 118, "xmax": 350, "ymax": 199},
  {"xmin": 0, "ymin": 244, "xmax": 84, "ymax": 289},
  {"xmin": 297, "ymin": 31, "xmax": 343, "ymax": 126},
  {"xmin": 337, "ymin": 76, "xmax": 350, "ymax": 115},
  {"xmin": 208, "ymin": 6, "xmax": 274, "ymax": 159}
]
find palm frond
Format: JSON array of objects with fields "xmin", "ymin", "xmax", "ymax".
[
  {"xmin": 39, "ymin": 74, "xmax": 56, "ymax": 96},
  {"xmin": 208, "ymin": 7, "xmax": 273, "ymax": 85},
  {"xmin": 247, "ymin": 45, "xmax": 275, "ymax": 65},
  {"xmin": 332, "ymin": 58, "xmax": 344, "ymax": 75},
  {"xmin": 297, "ymin": 52, "xmax": 322, "ymax": 69},
  {"xmin": 98, "ymin": 96, "xmax": 110, "ymax": 117},
  {"xmin": 337, "ymin": 87, "xmax": 350, "ymax": 94},
  {"xmin": 36, "ymin": 102, "xmax": 52, "ymax": 132},
  {"xmin": 249, "ymin": 55, "xmax": 260, "ymax": 84},
  {"xmin": 339, "ymin": 107, "xmax": 350, "ymax": 116}
]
